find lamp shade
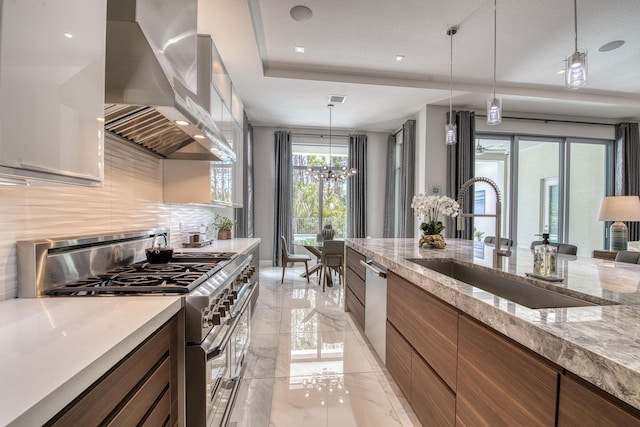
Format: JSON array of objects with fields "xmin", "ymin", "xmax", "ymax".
[{"xmin": 597, "ymin": 196, "xmax": 640, "ymax": 221}]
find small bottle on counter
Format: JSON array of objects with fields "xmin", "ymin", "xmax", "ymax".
[{"xmin": 533, "ymin": 233, "xmax": 557, "ymax": 277}]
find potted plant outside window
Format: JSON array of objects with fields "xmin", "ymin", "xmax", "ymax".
[{"xmin": 214, "ymin": 215, "xmax": 235, "ymax": 240}]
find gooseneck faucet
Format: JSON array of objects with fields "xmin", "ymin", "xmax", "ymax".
[{"xmin": 457, "ymin": 177, "xmax": 511, "ymax": 268}]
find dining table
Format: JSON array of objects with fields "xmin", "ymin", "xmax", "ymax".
[
  {"xmin": 299, "ymin": 243, "xmax": 323, "ymax": 278},
  {"xmin": 296, "ymin": 241, "xmax": 343, "ymax": 287}
]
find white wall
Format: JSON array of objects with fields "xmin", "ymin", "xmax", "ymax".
[
  {"xmin": 252, "ymin": 126, "xmax": 388, "ymax": 262},
  {"xmin": 0, "ymin": 137, "xmax": 232, "ymax": 301},
  {"xmin": 417, "ymin": 105, "xmax": 449, "ymax": 197}
]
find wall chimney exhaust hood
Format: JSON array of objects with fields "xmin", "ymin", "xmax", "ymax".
[{"xmin": 104, "ymin": 0, "xmax": 235, "ymax": 162}]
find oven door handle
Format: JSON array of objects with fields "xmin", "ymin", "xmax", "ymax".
[
  {"xmin": 206, "ymin": 283, "xmax": 256, "ymax": 361},
  {"xmin": 220, "ymin": 362, "xmax": 248, "ymax": 427}
]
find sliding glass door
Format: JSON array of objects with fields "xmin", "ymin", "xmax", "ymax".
[
  {"xmin": 514, "ymin": 137, "xmax": 611, "ymax": 256},
  {"xmin": 473, "ymin": 136, "xmax": 511, "ymax": 242},
  {"xmin": 567, "ymin": 141, "xmax": 608, "ymax": 255},
  {"xmin": 516, "ymin": 138, "xmax": 561, "ymax": 245},
  {"xmin": 476, "ymin": 133, "xmax": 612, "ymax": 257}
]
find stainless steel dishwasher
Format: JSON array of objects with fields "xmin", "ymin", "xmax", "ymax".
[{"xmin": 361, "ymin": 259, "xmax": 388, "ymax": 363}]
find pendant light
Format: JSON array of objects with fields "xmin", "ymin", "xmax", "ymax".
[
  {"xmin": 487, "ymin": 0, "xmax": 502, "ymax": 125},
  {"xmin": 445, "ymin": 26, "xmax": 458, "ymax": 145},
  {"xmin": 306, "ymin": 104, "xmax": 357, "ymax": 181},
  {"xmin": 565, "ymin": 0, "xmax": 587, "ymax": 89}
]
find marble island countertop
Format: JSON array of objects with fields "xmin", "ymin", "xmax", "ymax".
[{"xmin": 346, "ymin": 237, "xmax": 640, "ymax": 411}]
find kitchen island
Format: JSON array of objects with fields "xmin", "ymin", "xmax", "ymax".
[{"xmin": 346, "ymin": 238, "xmax": 640, "ymax": 419}]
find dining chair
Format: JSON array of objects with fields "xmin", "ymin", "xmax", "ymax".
[
  {"xmin": 484, "ymin": 236, "xmax": 513, "ymax": 246},
  {"xmin": 614, "ymin": 250, "xmax": 640, "ymax": 264},
  {"xmin": 319, "ymin": 240, "xmax": 344, "ymax": 292},
  {"xmin": 280, "ymin": 235, "xmax": 311, "ymax": 284}
]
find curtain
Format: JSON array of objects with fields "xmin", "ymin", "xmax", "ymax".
[
  {"xmin": 236, "ymin": 115, "xmax": 254, "ymax": 238},
  {"xmin": 347, "ymin": 134, "xmax": 367, "ymax": 237},
  {"xmin": 615, "ymin": 122, "xmax": 640, "ymax": 241},
  {"xmin": 398, "ymin": 120, "xmax": 416, "ymax": 237},
  {"xmin": 273, "ymin": 130, "xmax": 293, "ymax": 266},
  {"xmin": 446, "ymin": 111, "xmax": 475, "ymax": 240},
  {"xmin": 383, "ymin": 134, "xmax": 396, "ymax": 237}
]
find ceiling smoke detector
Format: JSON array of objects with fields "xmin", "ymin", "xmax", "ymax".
[
  {"xmin": 328, "ymin": 95, "xmax": 347, "ymax": 104},
  {"xmin": 290, "ymin": 5, "xmax": 313, "ymax": 22}
]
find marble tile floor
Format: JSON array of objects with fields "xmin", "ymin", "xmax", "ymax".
[{"xmin": 228, "ymin": 264, "xmax": 420, "ymax": 427}]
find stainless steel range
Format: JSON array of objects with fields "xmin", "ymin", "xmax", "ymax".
[{"xmin": 17, "ymin": 228, "xmax": 257, "ymax": 426}]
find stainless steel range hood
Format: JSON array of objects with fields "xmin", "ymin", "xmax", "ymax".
[{"xmin": 104, "ymin": 0, "xmax": 235, "ymax": 162}]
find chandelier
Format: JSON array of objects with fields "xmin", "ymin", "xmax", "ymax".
[{"xmin": 306, "ymin": 104, "xmax": 357, "ymax": 181}]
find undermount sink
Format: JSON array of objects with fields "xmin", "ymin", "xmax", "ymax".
[{"xmin": 407, "ymin": 258, "xmax": 598, "ymax": 309}]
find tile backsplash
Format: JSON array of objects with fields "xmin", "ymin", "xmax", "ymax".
[{"xmin": 0, "ymin": 137, "xmax": 227, "ymax": 301}]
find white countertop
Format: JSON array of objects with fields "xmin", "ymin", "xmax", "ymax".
[
  {"xmin": 176, "ymin": 238, "xmax": 260, "ymax": 255},
  {"xmin": 0, "ymin": 297, "xmax": 182, "ymax": 426},
  {"xmin": 347, "ymin": 238, "xmax": 640, "ymax": 410}
]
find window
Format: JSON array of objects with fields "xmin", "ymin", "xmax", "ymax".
[
  {"xmin": 292, "ymin": 140, "xmax": 348, "ymax": 244},
  {"xmin": 475, "ymin": 133, "xmax": 613, "ymax": 256}
]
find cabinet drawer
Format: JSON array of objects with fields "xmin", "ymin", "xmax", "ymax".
[
  {"xmin": 411, "ymin": 351, "xmax": 456, "ymax": 427},
  {"xmin": 346, "ymin": 247, "xmax": 366, "ymax": 280},
  {"xmin": 345, "ymin": 266, "xmax": 366, "ymax": 305},
  {"xmin": 387, "ymin": 272, "xmax": 458, "ymax": 390},
  {"xmin": 108, "ymin": 358, "xmax": 171, "ymax": 426},
  {"xmin": 48, "ymin": 317, "xmax": 177, "ymax": 426},
  {"xmin": 345, "ymin": 286, "xmax": 365, "ymax": 330},
  {"xmin": 385, "ymin": 321, "xmax": 412, "ymax": 400},
  {"xmin": 456, "ymin": 315, "xmax": 559, "ymax": 427},
  {"xmin": 558, "ymin": 373, "xmax": 640, "ymax": 426}
]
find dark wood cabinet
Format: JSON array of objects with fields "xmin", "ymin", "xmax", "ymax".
[
  {"xmin": 411, "ymin": 351, "xmax": 455, "ymax": 427},
  {"xmin": 385, "ymin": 321, "xmax": 412, "ymax": 399},
  {"xmin": 456, "ymin": 315, "xmax": 559, "ymax": 427},
  {"xmin": 47, "ymin": 316, "xmax": 179, "ymax": 427},
  {"xmin": 346, "ymin": 246, "xmax": 366, "ymax": 279},
  {"xmin": 345, "ymin": 286, "xmax": 365, "ymax": 329},
  {"xmin": 558, "ymin": 373, "xmax": 640, "ymax": 427},
  {"xmin": 387, "ymin": 271, "xmax": 458, "ymax": 390},
  {"xmin": 385, "ymin": 270, "xmax": 640, "ymax": 427},
  {"xmin": 345, "ymin": 247, "xmax": 366, "ymax": 330}
]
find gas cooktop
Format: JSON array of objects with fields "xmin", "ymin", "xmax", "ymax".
[{"xmin": 46, "ymin": 252, "xmax": 237, "ymax": 296}]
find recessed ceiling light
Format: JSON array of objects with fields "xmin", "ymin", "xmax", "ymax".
[
  {"xmin": 294, "ymin": 45, "xmax": 305, "ymax": 53},
  {"xmin": 174, "ymin": 120, "xmax": 189, "ymax": 126},
  {"xmin": 64, "ymin": 33, "xmax": 73, "ymax": 39},
  {"xmin": 193, "ymin": 134, "xmax": 205, "ymax": 139},
  {"xmin": 599, "ymin": 40, "xmax": 625, "ymax": 52},
  {"xmin": 395, "ymin": 55, "xmax": 405, "ymax": 61},
  {"xmin": 290, "ymin": 5, "xmax": 313, "ymax": 22},
  {"xmin": 557, "ymin": 69, "xmax": 566, "ymax": 74}
]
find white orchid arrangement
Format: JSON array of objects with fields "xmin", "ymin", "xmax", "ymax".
[{"xmin": 411, "ymin": 194, "xmax": 460, "ymax": 235}]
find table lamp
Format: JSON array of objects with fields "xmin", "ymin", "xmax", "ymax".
[{"xmin": 597, "ymin": 196, "xmax": 640, "ymax": 250}]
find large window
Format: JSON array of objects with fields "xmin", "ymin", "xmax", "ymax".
[
  {"xmin": 474, "ymin": 134, "xmax": 612, "ymax": 257},
  {"xmin": 292, "ymin": 141, "xmax": 348, "ymax": 244}
]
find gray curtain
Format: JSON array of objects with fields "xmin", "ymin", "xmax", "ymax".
[
  {"xmin": 273, "ymin": 130, "xmax": 293, "ymax": 266},
  {"xmin": 615, "ymin": 122, "xmax": 640, "ymax": 240},
  {"xmin": 383, "ymin": 134, "xmax": 396, "ymax": 237},
  {"xmin": 236, "ymin": 114, "xmax": 254, "ymax": 238},
  {"xmin": 398, "ymin": 120, "xmax": 416, "ymax": 237},
  {"xmin": 446, "ymin": 111, "xmax": 475, "ymax": 240},
  {"xmin": 347, "ymin": 134, "xmax": 367, "ymax": 238}
]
